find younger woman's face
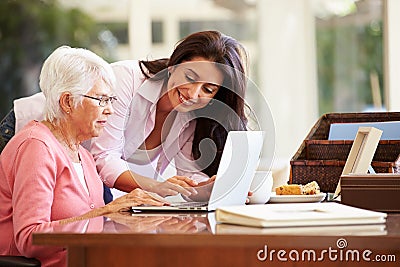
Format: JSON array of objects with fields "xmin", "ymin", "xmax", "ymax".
[{"xmin": 166, "ymin": 57, "xmax": 223, "ymax": 112}]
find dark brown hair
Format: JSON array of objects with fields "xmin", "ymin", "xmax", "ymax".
[{"xmin": 139, "ymin": 30, "xmax": 248, "ymax": 177}]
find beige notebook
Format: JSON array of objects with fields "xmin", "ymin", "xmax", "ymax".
[
  {"xmin": 216, "ymin": 223, "xmax": 387, "ymax": 236},
  {"xmin": 215, "ymin": 203, "xmax": 386, "ymax": 228}
]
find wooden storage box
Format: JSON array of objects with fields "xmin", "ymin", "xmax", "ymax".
[
  {"xmin": 341, "ymin": 174, "xmax": 400, "ymax": 212},
  {"xmin": 290, "ymin": 112, "xmax": 400, "ymax": 193}
]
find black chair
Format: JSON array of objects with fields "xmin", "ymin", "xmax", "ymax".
[
  {"xmin": 0, "ymin": 256, "xmax": 41, "ymax": 267},
  {"xmin": 0, "ymin": 109, "xmax": 15, "ymax": 153}
]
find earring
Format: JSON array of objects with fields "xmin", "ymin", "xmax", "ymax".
[
  {"xmin": 208, "ymin": 99, "xmax": 214, "ymax": 106},
  {"xmin": 167, "ymin": 71, "xmax": 171, "ymax": 78}
]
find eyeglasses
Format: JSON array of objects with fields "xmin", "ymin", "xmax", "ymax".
[{"xmin": 81, "ymin": 94, "xmax": 117, "ymax": 107}]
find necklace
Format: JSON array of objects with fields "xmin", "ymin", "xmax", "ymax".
[{"xmin": 46, "ymin": 121, "xmax": 80, "ymax": 161}]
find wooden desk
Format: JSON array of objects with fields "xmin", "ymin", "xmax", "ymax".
[{"xmin": 33, "ymin": 212, "xmax": 400, "ymax": 267}]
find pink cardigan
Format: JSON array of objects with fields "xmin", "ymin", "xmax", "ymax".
[{"xmin": 0, "ymin": 121, "xmax": 104, "ymax": 267}]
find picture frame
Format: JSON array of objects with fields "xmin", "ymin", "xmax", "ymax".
[{"xmin": 333, "ymin": 127, "xmax": 383, "ymax": 198}]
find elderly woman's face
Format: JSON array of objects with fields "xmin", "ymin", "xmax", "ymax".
[{"xmin": 71, "ymin": 80, "xmax": 114, "ymax": 141}]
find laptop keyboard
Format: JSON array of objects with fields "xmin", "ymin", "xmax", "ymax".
[{"xmin": 171, "ymin": 201, "xmax": 208, "ymax": 208}]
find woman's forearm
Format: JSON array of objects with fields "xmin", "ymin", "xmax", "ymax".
[
  {"xmin": 113, "ymin": 170, "xmax": 158, "ymax": 192},
  {"xmin": 113, "ymin": 170, "xmax": 197, "ymax": 197}
]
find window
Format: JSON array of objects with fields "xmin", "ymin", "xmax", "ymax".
[
  {"xmin": 96, "ymin": 23, "xmax": 128, "ymax": 44},
  {"xmin": 315, "ymin": 0, "xmax": 384, "ymax": 114},
  {"xmin": 152, "ymin": 21, "xmax": 164, "ymax": 44}
]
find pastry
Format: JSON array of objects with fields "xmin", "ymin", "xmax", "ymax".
[
  {"xmin": 275, "ymin": 181, "xmax": 320, "ymax": 195},
  {"xmin": 302, "ymin": 181, "xmax": 320, "ymax": 195},
  {"xmin": 275, "ymin": 184, "xmax": 302, "ymax": 195}
]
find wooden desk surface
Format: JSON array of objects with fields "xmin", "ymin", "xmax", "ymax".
[{"xmin": 33, "ymin": 211, "xmax": 400, "ymax": 267}]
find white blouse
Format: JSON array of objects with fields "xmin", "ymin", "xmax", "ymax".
[{"xmin": 73, "ymin": 162, "xmax": 89, "ymax": 196}]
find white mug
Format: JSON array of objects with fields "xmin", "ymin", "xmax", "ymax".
[{"xmin": 248, "ymin": 171, "xmax": 273, "ymax": 204}]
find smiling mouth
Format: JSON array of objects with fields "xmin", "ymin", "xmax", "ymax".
[{"xmin": 178, "ymin": 91, "xmax": 195, "ymax": 106}]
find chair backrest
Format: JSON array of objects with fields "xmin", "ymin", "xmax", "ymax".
[
  {"xmin": 0, "ymin": 255, "xmax": 41, "ymax": 267},
  {"xmin": 0, "ymin": 109, "xmax": 16, "ymax": 154}
]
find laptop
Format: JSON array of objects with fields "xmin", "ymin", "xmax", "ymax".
[{"xmin": 132, "ymin": 131, "xmax": 264, "ymax": 212}]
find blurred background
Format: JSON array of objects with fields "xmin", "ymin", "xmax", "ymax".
[{"xmin": 1, "ymin": 0, "xmax": 399, "ymax": 183}]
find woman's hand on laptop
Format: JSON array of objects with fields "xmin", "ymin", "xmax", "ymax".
[
  {"xmin": 104, "ymin": 188, "xmax": 168, "ymax": 212},
  {"xmin": 185, "ymin": 175, "xmax": 216, "ymax": 202},
  {"xmin": 142, "ymin": 176, "xmax": 198, "ymax": 198},
  {"xmin": 166, "ymin": 175, "xmax": 199, "ymax": 192},
  {"xmin": 61, "ymin": 189, "xmax": 169, "ymax": 224}
]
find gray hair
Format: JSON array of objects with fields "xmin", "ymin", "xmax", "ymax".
[{"xmin": 39, "ymin": 45, "xmax": 116, "ymax": 121}]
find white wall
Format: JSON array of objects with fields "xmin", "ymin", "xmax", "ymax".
[
  {"xmin": 384, "ymin": 0, "xmax": 400, "ymax": 111},
  {"xmin": 129, "ymin": 1, "xmax": 152, "ymax": 59},
  {"xmin": 257, "ymin": 0, "xmax": 319, "ymax": 162}
]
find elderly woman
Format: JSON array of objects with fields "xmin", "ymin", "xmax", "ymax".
[{"xmin": 0, "ymin": 46, "xmax": 166, "ymax": 267}]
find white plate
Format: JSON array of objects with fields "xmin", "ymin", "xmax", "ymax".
[{"xmin": 268, "ymin": 192, "xmax": 326, "ymax": 203}]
